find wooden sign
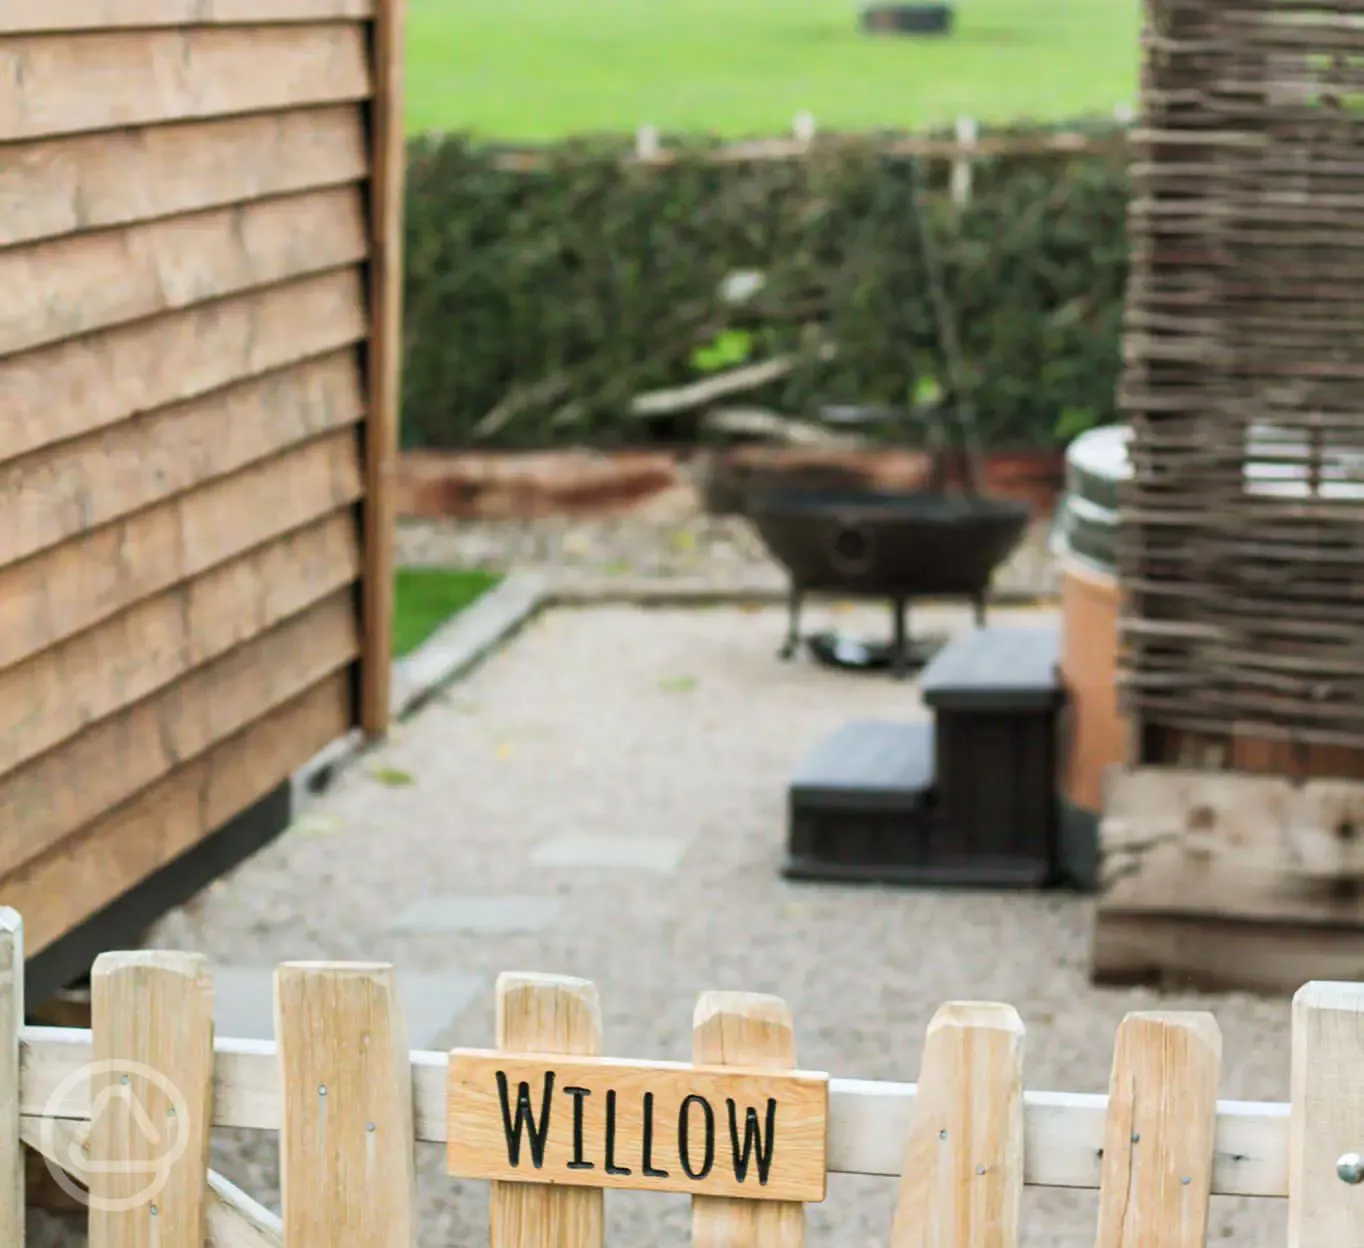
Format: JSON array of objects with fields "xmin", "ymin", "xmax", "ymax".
[{"xmin": 446, "ymin": 1050, "xmax": 829, "ymax": 1202}]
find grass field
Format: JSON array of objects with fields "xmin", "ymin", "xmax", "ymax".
[
  {"xmin": 406, "ymin": 0, "xmax": 1141, "ymax": 139},
  {"xmin": 392, "ymin": 568, "xmax": 503, "ymax": 658}
]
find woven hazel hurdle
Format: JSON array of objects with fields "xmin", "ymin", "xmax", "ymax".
[
  {"xmin": 0, "ymin": 909, "xmax": 1362, "ymax": 1244},
  {"xmin": 1119, "ymin": 0, "xmax": 1364, "ymax": 761}
]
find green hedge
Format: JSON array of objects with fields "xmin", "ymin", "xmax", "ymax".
[{"xmin": 401, "ymin": 128, "xmax": 1130, "ymax": 451}]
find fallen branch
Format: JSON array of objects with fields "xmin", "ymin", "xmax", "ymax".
[
  {"xmin": 702, "ymin": 406, "xmax": 863, "ymax": 448},
  {"xmin": 472, "ymin": 373, "xmax": 573, "ymax": 439},
  {"xmin": 630, "ymin": 346, "xmax": 837, "ymax": 419}
]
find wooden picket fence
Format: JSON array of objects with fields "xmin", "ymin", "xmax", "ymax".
[{"xmin": 0, "ymin": 905, "xmax": 1356, "ymax": 1245}]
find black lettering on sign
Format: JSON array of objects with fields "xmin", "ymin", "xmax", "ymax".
[
  {"xmin": 565, "ymin": 1086, "xmax": 594, "ymax": 1171},
  {"xmin": 727, "ymin": 1097, "xmax": 778, "ymax": 1185},
  {"xmin": 495, "ymin": 1070, "xmax": 554, "ymax": 1169},
  {"xmin": 604, "ymin": 1090, "xmax": 631, "ymax": 1175},
  {"xmin": 641, "ymin": 1091, "xmax": 669, "ymax": 1178},
  {"xmin": 678, "ymin": 1094, "xmax": 715, "ymax": 1181}
]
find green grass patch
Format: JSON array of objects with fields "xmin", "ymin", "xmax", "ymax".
[
  {"xmin": 393, "ymin": 567, "xmax": 503, "ymax": 658},
  {"xmin": 406, "ymin": 0, "xmax": 1140, "ymax": 139}
]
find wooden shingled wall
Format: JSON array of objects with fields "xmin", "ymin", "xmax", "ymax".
[{"xmin": 0, "ymin": 0, "xmax": 403, "ymax": 957}]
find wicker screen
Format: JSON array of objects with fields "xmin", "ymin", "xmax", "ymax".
[{"xmin": 1119, "ymin": 0, "xmax": 1364, "ymax": 753}]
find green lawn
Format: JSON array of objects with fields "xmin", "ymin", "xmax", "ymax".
[
  {"xmin": 406, "ymin": 0, "xmax": 1141, "ymax": 140},
  {"xmin": 393, "ymin": 568, "xmax": 502, "ymax": 658}
]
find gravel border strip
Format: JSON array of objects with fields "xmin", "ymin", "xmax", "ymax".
[{"xmin": 291, "ymin": 572, "xmax": 1056, "ymax": 804}]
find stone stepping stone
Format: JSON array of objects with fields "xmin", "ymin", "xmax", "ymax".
[
  {"xmin": 529, "ymin": 834, "xmax": 686, "ymax": 873},
  {"xmin": 211, "ymin": 966, "xmax": 484, "ymax": 1049},
  {"xmin": 390, "ymin": 895, "xmax": 563, "ymax": 936}
]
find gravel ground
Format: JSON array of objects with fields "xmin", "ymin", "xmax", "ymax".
[
  {"xmin": 37, "ymin": 603, "xmax": 1289, "ymax": 1246},
  {"xmin": 394, "ymin": 492, "xmax": 1061, "ymax": 601}
]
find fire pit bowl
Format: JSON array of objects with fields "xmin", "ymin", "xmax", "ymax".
[
  {"xmin": 748, "ymin": 489, "xmax": 1031, "ymax": 596},
  {"xmin": 747, "ymin": 489, "xmax": 1033, "ymax": 676}
]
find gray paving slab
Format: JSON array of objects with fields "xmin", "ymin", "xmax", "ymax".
[
  {"xmin": 528, "ymin": 834, "xmax": 687, "ymax": 873},
  {"xmin": 390, "ymin": 894, "xmax": 563, "ymax": 935},
  {"xmin": 211, "ymin": 966, "xmax": 484, "ymax": 1049}
]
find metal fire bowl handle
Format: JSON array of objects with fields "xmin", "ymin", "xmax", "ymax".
[{"xmin": 827, "ymin": 516, "xmax": 876, "ymax": 579}]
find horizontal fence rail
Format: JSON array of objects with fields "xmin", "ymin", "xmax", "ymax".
[
  {"xmin": 17, "ymin": 1026, "xmax": 1291, "ymax": 1195},
  {"xmin": 484, "ymin": 123, "xmax": 1131, "ymax": 173},
  {"xmin": 2, "ymin": 908, "xmax": 1359, "ymax": 1246}
]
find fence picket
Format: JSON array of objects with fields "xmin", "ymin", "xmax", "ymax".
[
  {"xmin": 1093, "ymin": 1012, "xmax": 1221, "ymax": 1248},
  {"xmin": 490, "ymin": 973, "xmax": 604, "ymax": 1248},
  {"xmin": 1289, "ymin": 982, "xmax": 1364, "ymax": 1248},
  {"xmin": 87, "ymin": 952, "xmax": 215, "ymax": 1248},
  {"xmin": 889, "ymin": 1002, "xmax": 1024, "ymax": 1248},
  {"xmin": 0, "ymin": 912, "xmax": 19, "ymax": 1248},
  {"xmin": 690, "ymin": 992, "xmax": 804, "ymax": 1248},
  {"xmin": 275, "ymin": 963, "xmax": 416, "ymax": 1248}
]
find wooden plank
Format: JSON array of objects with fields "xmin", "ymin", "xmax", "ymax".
[
  {"xmin": 889, "ymin": 1002, "xmax": 1024, "ymax": 1248},
  {"xmin": 3, "ymin": 672, "xmax": 350, "ymax": 954},
  {"xmin": 3, "ymin": 0, "xmax": 373, "ymax": 35},
  {"xmin": 0, "ymin": 913, "xmax": 20, "ymax": 1248},
  {"xmin": 276, "ymin": 964, "xmax": 416, "ymax": 1248},
  {"xmin": 447, "ymin": 1051, "xmax": 828, "ymax": 1203},
  {"xmin": 1102, "ymin": 765, "xmax": 1364, "ymax": 885},
  {"xmin": 1289, "ymin": 982, "xmax": 1364, "ymax": 1248},
  {"xmin": 3, "ymin": 350, "xmax": 363, "ymax": 568},
  {"xmin": 0, "ymin": 575, "xmax": 358, "ymax": 881},
  {"xmin": 359, "ymin": 0, "xmax": 407, "ymax": 736},
  {"xmin": 22, "ymin": 1118, "xmax": 284, "ymax": 1248},
  {"xmin": 691, "ymin": 993, "xmax": 805, "ymax": 1247},
  {"xmin": 1093, "ymin": 1013, "xmax": 1221, "ymax": 1248},
  {"xmin": 87, "ymin": 953, "xmax": 214, "ymax": 1248},
  {"xmin": 0, "ymin": 268, "xmax": 367, "ymax": 465},
  {"xmin": 490, "ymin": 975, "xmax": 604, "ymax": 1248},
  {"xmin": 18, "ymin": 1036, "xmax": 1296, "ymax": 1198},
  {"xmin": 0, "ymin": 184, "xmax": 366, "ymax": 358},
  {"xmin": 0, "ymin": 507, "xmax": 359, "ymax": 781},
  {"xmin": 0, "ymin": 107, "xmax": 367, "ymax": 250},
  {"xmin": 1091, "ymin": 909, "xmax": 1364, "ymax": 996},
  {"xmin": 0, "ymin": 26, "xmax": 371, "ymax": 143},
  {"xmin": 0, "ymin": 430, "xmax": 362, "ymax": 670}
]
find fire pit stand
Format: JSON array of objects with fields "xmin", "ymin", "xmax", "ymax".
[
  {"xmin": 743, "ymin": 155, "xmax": 1032, "ymax": 678},
  {"xmin": 779, "ymin": 592, "xmax": 987, "ymax": 678}
]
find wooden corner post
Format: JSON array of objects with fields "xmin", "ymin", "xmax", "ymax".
[
  {"xmin": 360, "ymin": 0, "xmax": 407, "ymax": 736},
  {"xmin": 691, "ymin": 992, "xmax": 805, "ymax": 1248},
  {"xmin": 0, "ymin": 911, "xmax": 20, "ymax": 1248},
  {"xmin": 1289, "ymin": 982, "xmax": 1364, "ymax": 1248}
]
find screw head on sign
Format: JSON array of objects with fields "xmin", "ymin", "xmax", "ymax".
[{"xmin": 1337, "ymin": 1152, "xmax": 1364, "ymax": 1185}]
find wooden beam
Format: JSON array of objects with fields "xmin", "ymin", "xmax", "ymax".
[
  {"xmin": 0, "ymin": 27, "xmax": 371, "ymax": 143},
  {"xmin": 0, "ymin": 914, "xmax": 21, "ymax": 1245},
  {"xmin": 3, "ymin": 673, "xmax": 351, "ymax": 953},
  {"xmin": 358, "ymin": 0, "xmax": 406, "ymax": 736},
  {"xmin": 17, "ymin": 1032, "xmax": 1293, "ymax": 1197},
  {"xmin": 0, "ymin": 538, "xmax": 359, "ymax": 781},
  {"xmin": 0, "ymin": 431, "xmax": 361, "ymax": 670},
  {"xmin": 3, "ymin": 0, "xmax": 373, "ymax": 34},
  {"xmin": 0, "ymin": 268, "xmax": 366, "ymax": 466},
  {"xmin": 0, "ymin": 107, "xmax": 367, "ymax": 251},
  {"xmin": 3, "ymin": 350, "xmax": 363, "ymax": 569},
  {"xmin": 0, "ymin": 579, "xmax": 358, "ymax": 881},
  {"xmin": 0, "ymin": 185, "xmax": 366, "ymax": 358}
]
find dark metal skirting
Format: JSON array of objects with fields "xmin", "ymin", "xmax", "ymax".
[{"xmin": 23, "ymin": 781, "xmax": 293, "ymax": 1009}]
